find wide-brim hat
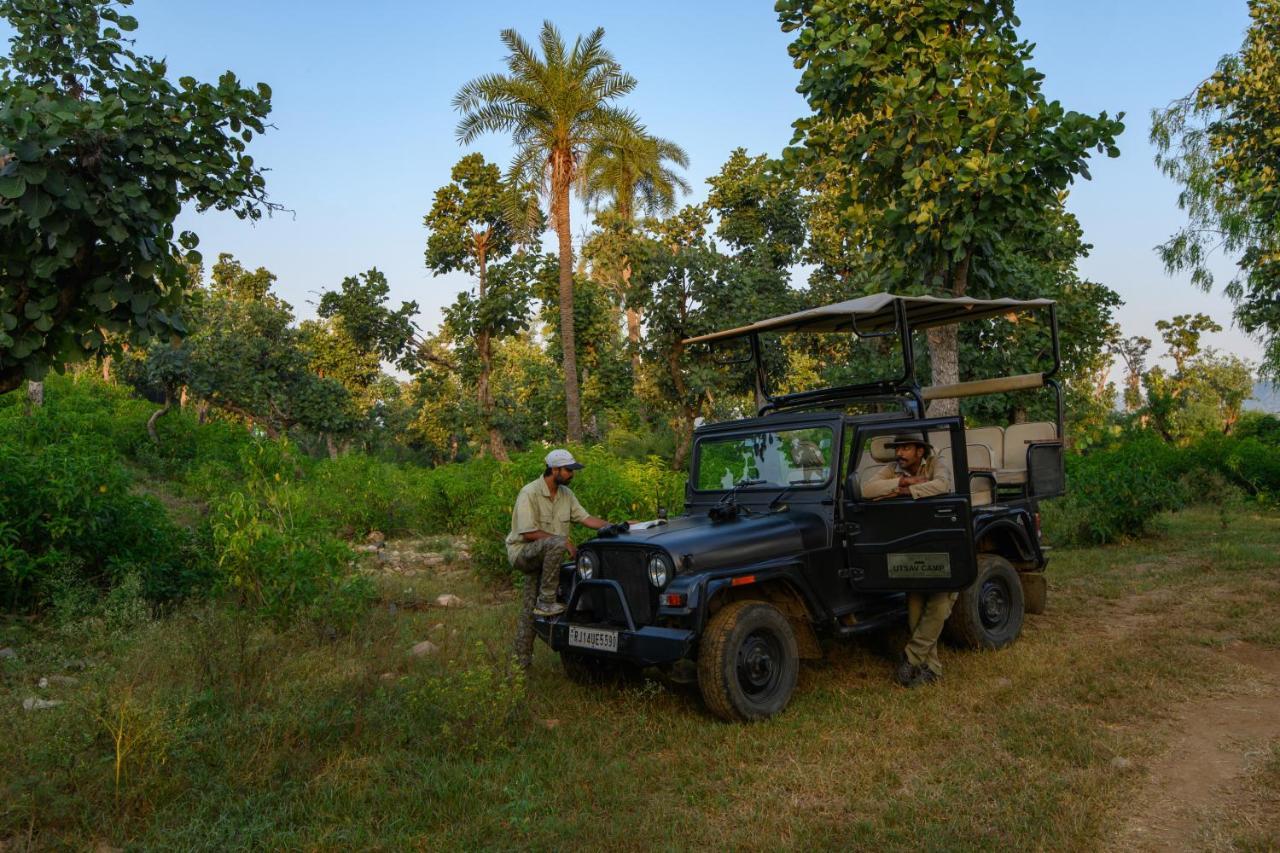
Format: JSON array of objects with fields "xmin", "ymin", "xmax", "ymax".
[
  {"xmin": 545, "ymin": 448, "xmax": 584, "ymax": 470},
  {"xmin": 885, "ymin": 432, "xmax": 932, "ymax": 452}
]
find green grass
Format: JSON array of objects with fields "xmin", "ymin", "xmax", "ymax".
[{"xmin": 3, "ymin": 506, "xmax": 1279, "ymax": 850}]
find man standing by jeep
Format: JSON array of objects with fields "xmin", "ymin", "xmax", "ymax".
[
  {"xmin": 862, "ymin": 432, "xmax": 957, "ymax": 688},
  {"xmin": 508, "ymin": 449, "xmax": 610, "ymax": 670}
]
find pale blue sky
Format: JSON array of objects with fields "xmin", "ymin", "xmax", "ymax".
[{"xmin": 24, "ymin": 1, "xmax": 1266, "ymax": 368}]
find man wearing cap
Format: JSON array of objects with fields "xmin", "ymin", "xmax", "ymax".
[
  {"xmin": 862, "ymin": 432, "xmax": 956, "ymax": 688},
  {"xmin": 508, "ymin": 449, "xmax": 610, "ymax": 670}
]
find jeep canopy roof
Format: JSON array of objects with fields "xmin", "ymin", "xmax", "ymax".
[{"xmin": 681, "ymin": 293, "xmax": 1055, "ymax": 346}]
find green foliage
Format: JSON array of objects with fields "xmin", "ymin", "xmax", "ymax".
[
  {"xmin": 207, "ymin": 442, "xmax": 373, "ymax": 627},
  {"xmin": 581, "ymin": 128, "xmax": 690, "ymax": 222},
  {"xmin": 0, "ymin": 383, "xmax": 205, "ymax": 609},
  {"xmin": 403, "ymin": 646, "xmax": 527, "ymax": 755},
  {"xmin": 183, "ymin": 255, "xmax": 359, "ymax": 439},
  {"xmin": 315, "ymin": 268, "xmax": 419, "ymax": 372},
  {"xmin": 1043, "ymin": 427, "xmax": 1280, "ymax": 547},
  {"xmin": 1142, "ymin": 313, "xmax": 1255, "ymax": 441},
  {"xmin": 1042, "ymin": 432, "xmax": 1187, "ymax": 546},
  {"xmin": 1151, "ymin": 0, "xmax": 1280, "ymax": 378},
  {"xmin": 779, "ymin": 0, "xmax": 1123, "ymax": 297},
  {"xmin": 0, "ymin": 0, "xmax": 276, "ymax": 395}
]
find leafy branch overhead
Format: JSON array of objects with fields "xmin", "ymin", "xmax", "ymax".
[
  {"xmin": 0, "ymin": 0, "xmax": 279, "ymax": 394},
  {"xmin": 1152, "ymin": 0, "xmax": 1280, "ymax": 377}
]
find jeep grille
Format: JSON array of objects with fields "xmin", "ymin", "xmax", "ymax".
[{"xmin": 596, "ymin": 548, "xmax": 653, "ymax": 625}]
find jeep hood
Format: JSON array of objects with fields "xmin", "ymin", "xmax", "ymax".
[{"xmin": 589, "ymin": 509, "xmax": 827, "ymax": 573}]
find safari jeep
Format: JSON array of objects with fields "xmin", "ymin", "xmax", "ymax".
[{"xmin": 533, "ymin": 294, "xmax": 1066, "ymax": 721}]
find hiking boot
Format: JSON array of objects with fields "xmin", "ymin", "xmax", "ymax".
[
  {"xmin": 894, "ymin": 655, "xmax": 917, "ymax": 687},
  {"xmin": 533, "ymin": 602, "xmax": 566, "ymax": 618},
  {"xmin": 905, "ymin": 666, "xmax": 940, "ymax": 688}
]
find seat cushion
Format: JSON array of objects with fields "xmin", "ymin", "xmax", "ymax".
[
  {"xmin": 965, "ymin": 426, "xmax": 1004, "ymax": 465},
  {"xmin": 1003, "ymin": 422, "xmax": 1058, "ymax": 470},
  {"xmin": 994, "ymin": 468, "xmax": 1028, "ymax": 485}
]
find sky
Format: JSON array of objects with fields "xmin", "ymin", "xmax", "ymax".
[{"xmin": 28, "ymin": 1, "xmax": 1265, "ymax": 373}]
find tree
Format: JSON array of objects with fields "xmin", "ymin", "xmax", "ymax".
[
  {"xmin": 182, "ymin": 256, "xmax": 357, "ymax": 441},
  {"xmin": 1144, "ymin": 313, "xmax": 1253, "ymax": 440},
  {"xmin": 1152, "ymin": 0, "xmax": 1280, "ymax": 378},
  {"xmin": 425, "ymin": 154, "xmax": 537, "ymax": 459},
  {"xmin": 580, "ymin": 129, "xmax": 689, "ymax": 378},
  {"xmin": 1112, "ymin": 335, "xmax": 1152, "ymax": 413},
  {"xmin": 778, "ymin": 0, "xmax": 1123, "ymax": 414},
  {"xmin": 0, "ymin": 0, "xmax": 276, "ymax": 395},
  {"xmin": 454, "ymin": 21, "xmax": 641, "ymax": 441}
]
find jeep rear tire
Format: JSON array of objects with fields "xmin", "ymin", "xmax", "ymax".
[
  {"xmin": 944, "ymin": 554, "xmax": 1025, "ymax": 649},
  {"xmin": 698, "ymin": 600, "xmax": 799, "ymax": 722}
]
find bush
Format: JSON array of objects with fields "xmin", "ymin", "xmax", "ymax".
[
  {"xmin": 1042, "ymin": 432, "xmax": 1187, "ymax": 547},
  {"xmin": 1043, "ymin": 427, "xmax": 1280, "ymax": 547},
  {"xmin": 0, "ymin": 425, "xmax": 205, "ymax": 610},
  {"xmin": 207, "ymin": 443, "xmax": 374, "ymax": 627}
]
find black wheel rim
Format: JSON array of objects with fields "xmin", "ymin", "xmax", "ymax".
[
  {"xmin": 979, "ymin": 575, "xmax": 1012, "ymax": 632},
  {"xmin": 736, "ymin": 629, "xmax": 783, "ymax": 698}
]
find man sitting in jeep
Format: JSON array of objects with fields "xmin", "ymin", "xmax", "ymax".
[{"xmin": 862, "ymin": 432, "xmax": 957, "ymax": 688}]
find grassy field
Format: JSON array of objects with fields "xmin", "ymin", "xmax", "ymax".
[{"xmin": 3, "ymin": 506, "xmax": 1279, "ymax": 850}]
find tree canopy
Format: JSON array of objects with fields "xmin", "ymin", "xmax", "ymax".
[
  {"xmin": 0, "ymin": 0, "xmax": 276, "ymax": 394},
  {"xmin": 1152, "ymin": 0, "xmax": 1280, "ymax": 378},
  {"xmin": 777, "ymin": 0, "xmax": 1123, "ymax": 412}
]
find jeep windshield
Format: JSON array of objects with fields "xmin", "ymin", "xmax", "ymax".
[{"xmin": 693, "ymin": 426, "xmax": 834, "ymax": 492}]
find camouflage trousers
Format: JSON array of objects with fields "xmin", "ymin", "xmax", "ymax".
[
  {"xmin": 511, "ymin": 535, "xmax": 570, "ymax": 671},
  {"xmin": 905, "ymin": 591, "xmax": 959, "ymax": 675}
]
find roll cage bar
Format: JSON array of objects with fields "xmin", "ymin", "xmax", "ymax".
[{"xmin": 681, "ymin": 294, "xmax": 1063, "ymax": 436}]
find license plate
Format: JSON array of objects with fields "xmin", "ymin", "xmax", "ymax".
[{"xmin": 568, "ymin": 625, "xmax": 618, "ymax": 653}]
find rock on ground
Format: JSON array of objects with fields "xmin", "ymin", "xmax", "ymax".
[
  {"xmin": 23, "ymin": 697, "xmax": 63, "ymax": 711},
  {"xmin": 436, "ymin": 594, "xmax": 463, "ymax": 608},
  {"xmin": 411, "ymin": 640, "xmax": 440, "ymax": 657}
]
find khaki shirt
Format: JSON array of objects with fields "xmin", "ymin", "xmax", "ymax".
[
  {"xmin": 505, "ymin": 477, "xmax": 590, "ymax": 564},
  {"xmin": 861, "ymin": 454, "xmax": 954, "ymax": 500}
]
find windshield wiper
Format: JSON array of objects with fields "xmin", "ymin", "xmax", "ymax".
[
  {"xmin": 768, "ymin": 484, "xmax": 796, "ymax": 511},
  {"xmin": 710, "ymin": 477, "xmax": 765, "ymax": 521}
]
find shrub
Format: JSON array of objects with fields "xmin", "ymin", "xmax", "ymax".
[
  {"xmin": 0, "ymin": 428, "xmax": 205, "ymax": 610},
  {"xmin": 207, "ymin": 443, "xmax": 374, "ymax": 627},
  {"xmin": 1042, "ymin": 432, "xmax": 1187, "ymax": 547}
]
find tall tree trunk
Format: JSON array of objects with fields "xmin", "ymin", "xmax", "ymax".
[
  {"xmin": 25, "ymin": 380, "xmax": 43, "ymax": 411},
  {"xmin": 101, "ymin": 355, "xmax": 112, "ymax": 382},
  {"xmin": 624, "ymin": 254, "xmax": 642, "ymax": 381},
  {"xmin": 553, "ymin": 165, "xmax": 582, "ymax": 442},
  {"xmin": 475, "ymin": 242, "xmax": 508, "ymax": 461},
  {"xmin": 924, "ymin": 252, "xmax": 972, "ymax": 418}
]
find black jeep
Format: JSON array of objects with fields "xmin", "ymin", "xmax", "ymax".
[{"xmin": 534, "ymin": 294, "xmax": 1065, "ymax": 721}]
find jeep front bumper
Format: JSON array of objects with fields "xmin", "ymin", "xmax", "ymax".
[{"xmin": 533, "ymin": 578, "xmax": 695, "ymax": 667}]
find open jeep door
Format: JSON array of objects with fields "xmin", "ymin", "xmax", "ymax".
[{"xmin": 841, "ymin": 418, "xmax": 978, "ymax": 592}]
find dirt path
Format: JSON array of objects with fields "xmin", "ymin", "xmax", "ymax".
[{"xmin": 1116, "ymin": 642, "xmax": 1280, "ymax": 851}]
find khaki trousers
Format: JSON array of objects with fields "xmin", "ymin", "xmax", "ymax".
[
  {"xmin": 511, "ymin": 535, "xmax": 570, "ymax": 670},
  {"xmin": 905, "ymin": 591, "xmax": 959, "ymax": 675}
]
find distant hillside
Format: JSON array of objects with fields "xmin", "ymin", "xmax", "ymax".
[{"xmin": 1248, "ymin": 382, "xmax": 1280, "ymax": 413}]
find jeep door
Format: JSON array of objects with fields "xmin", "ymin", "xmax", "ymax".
[{"xmin": 840, "ymin": 419, "xmax": 977, "ymax": 592}]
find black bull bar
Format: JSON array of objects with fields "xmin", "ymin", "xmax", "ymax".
[{"xmin": 532, "ymin": 578, "xmax": 694, "ymax": 667}]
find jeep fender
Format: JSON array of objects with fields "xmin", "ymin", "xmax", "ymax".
[
  {"xmin": 695, "ymin": 565, "xmax": 824, "ymax": 659},
  {"xmin": 973, "ymin": 512, "xmax": 1044, "ymax": 570}
]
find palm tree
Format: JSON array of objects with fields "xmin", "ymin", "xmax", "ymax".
[
  {"xmin": 454, "ymin": 22, "xmax": 640, "ymax": 442},
  {"xmin": 581, "ymin": 129, "xmax": 690, "ymax": 378}
]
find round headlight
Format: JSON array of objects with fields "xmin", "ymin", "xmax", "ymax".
[
  {"xmin": 577, "ymin": 550, "xmax": 596, "ymax": 579},
  {"xmin": 647, "ymin": 553, "xmax": 672, "ymax": 588}
]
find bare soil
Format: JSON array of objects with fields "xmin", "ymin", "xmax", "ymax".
[{"xmin": 1117, "ymin": 642, "xmax": 1280, "ymax": 851}]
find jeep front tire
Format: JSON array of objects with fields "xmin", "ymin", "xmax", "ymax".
[
  {"xmin": 944, "ymin": 553, "xmax": 1025, "ymax": 649},
  {"xmin": 698, "ymin": 600, "xmax": 799, "ymax": 722}
]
